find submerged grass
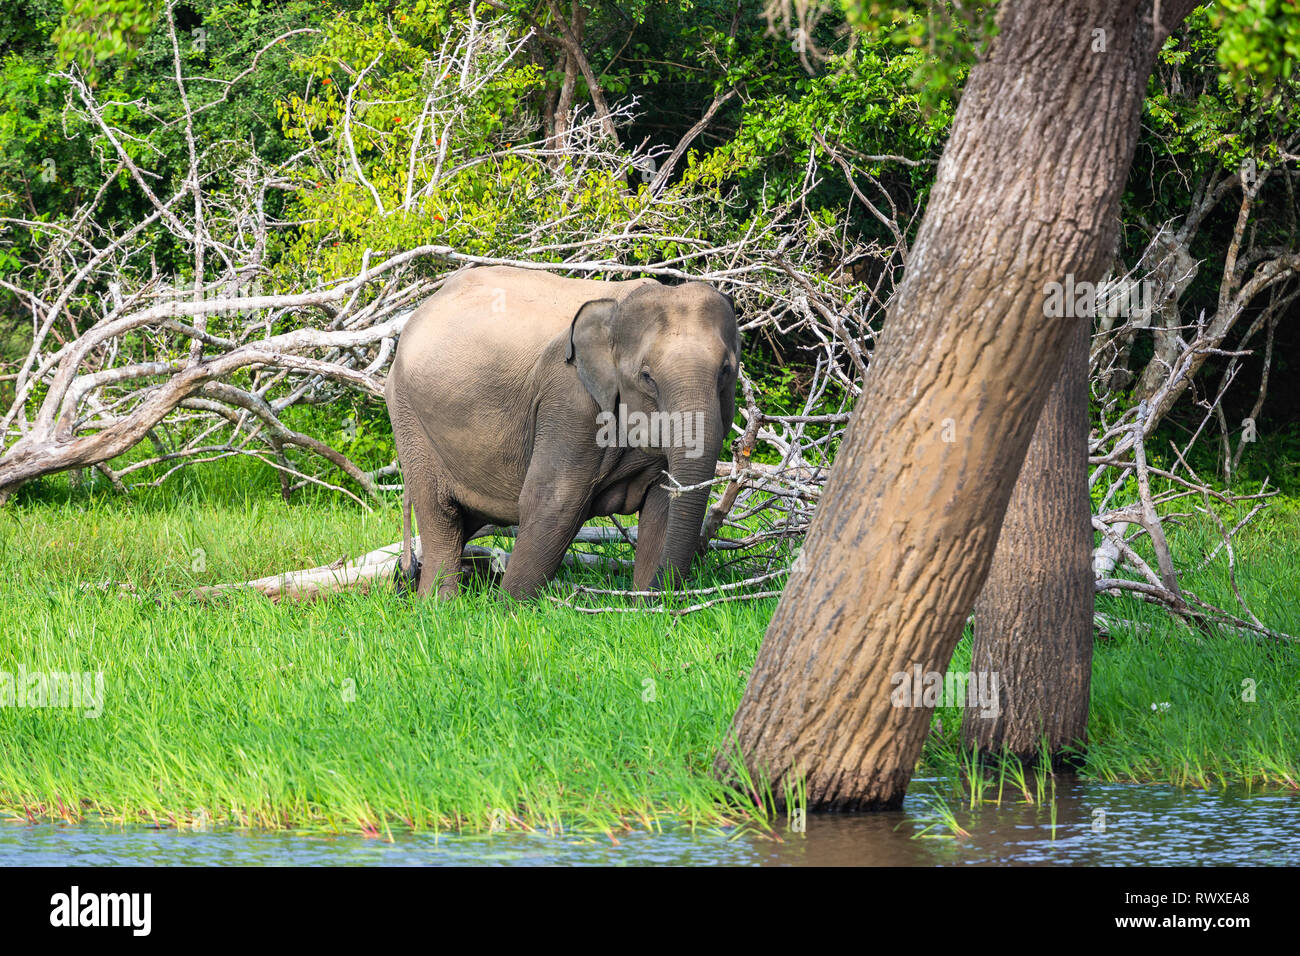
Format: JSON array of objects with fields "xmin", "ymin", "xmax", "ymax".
[{"xmin": 2, "ymin": 464, "xmax": 1298, "ymax": 834}]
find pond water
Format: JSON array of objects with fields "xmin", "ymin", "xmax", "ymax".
[{"xmin": 3, "ymin": 778, "xmax": 1296, "ymax": 866}]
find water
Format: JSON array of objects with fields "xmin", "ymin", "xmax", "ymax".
[{"xmin": 3, "ymin": 779, "xmax": 1296, "ymax": 865}]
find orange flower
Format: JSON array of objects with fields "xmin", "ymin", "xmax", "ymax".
[
  {"xmin": 322, "ymin": 77, "xmax": 331, "ymax": 85},
  {"xmin": 433, "ymin": 214, "xmax": 445, "ymax": 222}
]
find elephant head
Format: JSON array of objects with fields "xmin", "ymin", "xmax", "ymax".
[{"xmin": 566, "ymin": 281, "xmax": 739, "ymax": 588}]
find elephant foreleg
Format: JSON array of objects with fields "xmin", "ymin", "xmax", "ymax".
[{"xmin": 500, "ymin": 468, "xmax": 593, "ymax": 600}]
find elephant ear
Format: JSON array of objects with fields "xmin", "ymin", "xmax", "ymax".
[
  {"xmin": 566, "ymin": 298, "xmax": 619, "ymax": 413},
  {"xmin": 720, "ymin": 351, "xmax": 740, "ymax": 445},
  {"xmin": 720, "ymin": 293, "xmax": 740, "ymax": 437}
]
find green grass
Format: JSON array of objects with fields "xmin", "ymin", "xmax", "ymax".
[
  {"xmin": 1, "ymin": 462, "xmax": 1297, "ymax": 834},
  {"xmin": 0, "ymin": 463, "xmax": 779, "ymax": 834}
]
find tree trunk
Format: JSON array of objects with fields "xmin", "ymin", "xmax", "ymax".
[
  {"xmin": 963, "ymin": 318, "xmax": 1094, "ymax": 767},
  {"xmin": 718, "ymin": 0, "xmax": 1194, "ymax": 811}
]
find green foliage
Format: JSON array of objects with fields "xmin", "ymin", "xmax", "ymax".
[
  {"xmin": 1211, "ymin": 0, "xmax": 1300, "ymax": 95},
  {"xmin": 0, "ymin": 0, "xmax": 343, "ymax": 281},
  {"xmin": 285, "ymin": 400, "xmax": 395, "ymax": 471},
  {"xmin": 842, "ymin": 0, "xmax": 996, "ymax": 109},
  {"xmin": 0, "ymin": 2, "xmax": 84, "ymax": 259},
  {"xmin": 274, "ymin": 2, "xmax": 681, "ymax": 281},
  {"xmin": 52, "ymin": 0, "xmax": 160, "ymax": 83},
  {"xmin": 1144, "ymin": 5, "xmax": 1300, "ymax": 173},
  {"xmin": 5, "ymin": 0, "xmax": 1299, "ymax": 503},
  {"xmin": 698, "ymin": 35, "xmax": 950, "ymax": 200}
]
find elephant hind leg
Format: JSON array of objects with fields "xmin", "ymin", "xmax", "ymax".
[
  {"xmin": 393, "ymin": 411, "xmax": 463, "ymax": 599},
  {"xmin": 413, "ymin": 497, "xmax": 465, "ymax": 599}
]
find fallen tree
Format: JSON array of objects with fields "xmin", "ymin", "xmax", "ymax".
[{"xmin": 0, "ymin": 7, "xmax": 873, "ymax": 527}]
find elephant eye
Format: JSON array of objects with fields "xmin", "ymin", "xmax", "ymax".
[{"xmin": 640, "ymin": 369, "xmax": 656, "ymax": 388}]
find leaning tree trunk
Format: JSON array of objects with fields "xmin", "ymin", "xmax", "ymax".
[
  {"xmin": 719, "ymin": 0, "xmax": 1194, "ymax": 810},
  {"xmin": 963, "ymin": 318, "xmax": 1094, "ymax": 768}
]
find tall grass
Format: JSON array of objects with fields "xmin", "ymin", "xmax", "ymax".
[{"xmin": 2, "ymin": 465, "xmax": 1297, "ymax": 833}]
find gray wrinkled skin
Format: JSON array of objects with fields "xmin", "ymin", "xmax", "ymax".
[{"xmin": 385, "ymin": 266, "xmax": 739, "ymax": 600}]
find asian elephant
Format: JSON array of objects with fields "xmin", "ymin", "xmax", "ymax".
[{"xmin": 385, "ymin": 265, "xmax": 739, "ymax": 600}]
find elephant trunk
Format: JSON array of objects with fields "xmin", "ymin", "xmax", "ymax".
[{"xmin": 654, "ymin": 380, "xmax": 725, "ymax": 589}]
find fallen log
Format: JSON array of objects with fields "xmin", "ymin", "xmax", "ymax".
[
  {"xmin": 190, "ymin": 540, "xmax": 407, "ymax": 602},
  {"xmin": 189, "ymin": 532, "xmax": 637, "ymax": 603},
  {"xmin": 184, "ymin": 501, "xmax": 798, "ymax": 603}
]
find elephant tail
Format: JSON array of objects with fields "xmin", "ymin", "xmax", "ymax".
[{"xmin": 394, "ymin": 484, "xmax": 420, "ymax": 595}]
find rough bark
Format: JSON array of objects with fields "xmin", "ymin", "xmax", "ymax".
[
  {"xmin": 964, "ymin": 318, "xmax": 1094, "ymax": 767},
  {"xmin": 719, "ymin": 0, "xmax": 1195, "ymax": 810}
]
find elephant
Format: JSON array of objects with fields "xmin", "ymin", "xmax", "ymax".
[{"xmin": 385, "ymin": 265, "xmax": 739, "ymax": 600}]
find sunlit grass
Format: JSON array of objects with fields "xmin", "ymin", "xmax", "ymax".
[
  {"xmin": 1, "ymin": 466, "xmax": 778, "ymax": 834},
  {"xmin": 2, "ymin": 463, "xmax": 1297, "ymax": 834}
]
